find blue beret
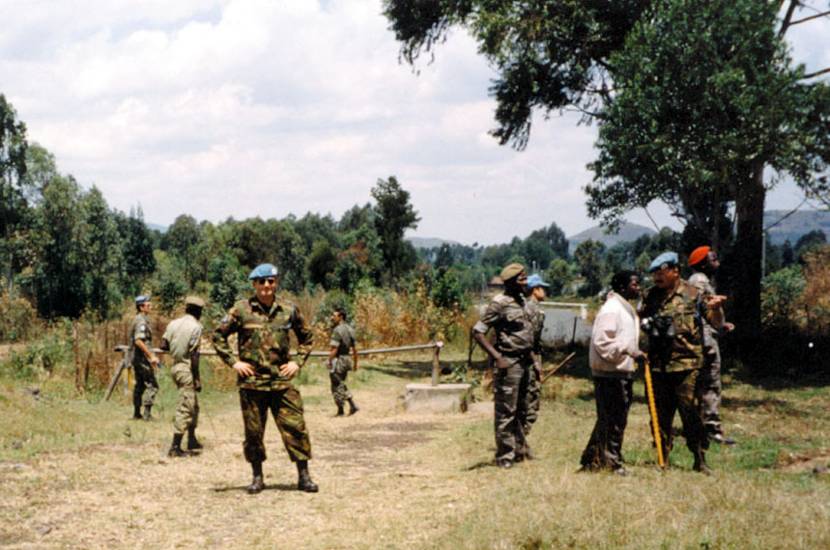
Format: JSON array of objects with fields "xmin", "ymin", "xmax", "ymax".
[
  {"xmin": 135, "ymin": 295, "xmax": 151, "ymax": 305},
  {"xmin": 248, "ymin": 263, "xmax": 279, "ymax": 280},
  {"xmin": 648, "ymin": 252, "xmax": 679, "ymax": 273},
  {"xmin": 526, "ymin": 274, "xmax": 550, "ymax": 289}
]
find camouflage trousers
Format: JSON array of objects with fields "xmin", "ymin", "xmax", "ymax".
[
  {"xmin": 699, "ymin": 347, "xmax": 723, "ymax": 437},
  {"xmin": 329, "ymin": 356, "xmax": 353, "ymax": 406},
  {"xmin": 580, "ymin": 376, "xmax": 633, "ymax": 471},
  {"xmin": 239, "ymin": 386, "xmax": 312, "ymax": 464},
  {"xmin": 652, "ymin": 369, "xmax": 707, "ymax": 461},
  {"xmin": 523, "ymin": 363, "xmax": 542, "ymax": 434},
  {"xmin": 132, "ymin": 363, "xmax": 158, "ymax": 410},
  {"xmin": 171, "ymin": 363, "xmax": 199, "ymax": 435},
  {"xmin": 493, "ymin": 355, "xmax": 533, "ymax": 463}
]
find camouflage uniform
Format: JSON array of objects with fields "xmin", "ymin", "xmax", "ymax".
[
  {"xmin": 128, "ymin": 312, "xmax": 158, "ymax": 413},
  {"xmin": 641, "ymin": 280, "xmax": 710, "ymax": 463},
  {"xmin": 213, "ymin": 296, "xmax": 313, "ymax": 464},
  {"xmin": 524, "ymin": 298, "xmax": 545, "ymax": 434},
  {"xmin": 688, "ymin": 272, "xmax": 725, "ymax": 439},
  {"xmin": 162, "ymin": 313, "xmax": 202, "ymax": 435},
  {"xmin": 473, "ymin": 292, "xmax": 536, "ymax": 463},
  {"xmin": 328, "ymin": 321, "xmax": 356, "ymax": 407}
]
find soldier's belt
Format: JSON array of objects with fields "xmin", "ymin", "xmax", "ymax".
[{"xmin": 499, "ymin": 349, "xmax": 533, "ymax": 358}]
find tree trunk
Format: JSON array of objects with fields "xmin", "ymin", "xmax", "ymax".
[{"xmin": 732, "ymin": 162, "xmax": 765, "ymax": 366}]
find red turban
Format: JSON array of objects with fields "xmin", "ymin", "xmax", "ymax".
[{"xmin": 688, "ymin": 246, "xmax": 711, "ymax": 267}]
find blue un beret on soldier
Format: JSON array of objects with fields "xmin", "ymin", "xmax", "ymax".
[
  {"xmin": 648, "ymin": 252, "xmax": 679, "ymax": 273},
  {"xmin": 135, "ymin": 295, "xmax": 151, "ymax": 305},
  {"xmin": 526, "ymin": 274, "xmax": 550, "ymax": 289},
  {"xmin": 248, "ymin": 263, "xmax": 279, "ymax": 280}
]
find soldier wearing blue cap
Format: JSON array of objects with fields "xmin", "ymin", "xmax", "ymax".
[
  {"xmin": 524, "ymin": 274, "xmax": 550, "ymax": 439},
  {"xmin": 640, "ymin": 252, "xmax": 725, "ymax": 473},
  {"xmin": 473, "ymin": 263, "xmax": 536, "ymax": 468},
  {"xmin": 128, "ymin": 295, "xmax": 159, "ymax": 420},
  {"xmin": 213, "ymin": 263, "xmax": 319, "ymax": 493}
]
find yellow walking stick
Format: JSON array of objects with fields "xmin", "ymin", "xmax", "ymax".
[{"xmin": 642, "ymin": 358, "xmax": 666, "ymax": 469}]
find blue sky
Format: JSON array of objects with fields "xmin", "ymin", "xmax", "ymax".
[{"xmin": 1, "ymin": 0, "xmax": 828, "ymax": 244}]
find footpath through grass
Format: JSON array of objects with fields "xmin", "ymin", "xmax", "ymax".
[{"xmin": 1, "ymin": 353, "xmax": 829, "ymax": 549}]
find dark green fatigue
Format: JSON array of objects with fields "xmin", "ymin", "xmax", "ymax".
[
  {"xmin": 473, "ymin": 293, "xmax": 536, "ymax": 463},
  {"xmin": 328, "ymin": 321, "xmax": 356, "ymax": 407},
  {"xmin": 688, "ymin": 272, "xmax": 725, "ymax": 439},
  {"xmin": 212, "ymin": 296, "xmax": 313, "ymax": 463},
  {"xmin": 524, "ymin": 298, "xmax": 545, "ymax": 434},
  {"xmin": 580, "ymin": 377, "xmax": 633, "ymax": 471},
  {"xmin": 162, "ymin": 313, "xmax": 202, "ymax": 435},
  {"xmin": 641, "ymin": 279, "xmax": 710, "ymax": 465},
  {"xmin": 128, "ymin": 312, "xmax": 158, "ymax": 415}
]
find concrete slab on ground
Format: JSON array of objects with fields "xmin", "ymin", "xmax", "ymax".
[{"xmin": 404, "ymin": 383, "xmax": 472, "ymax": 413}]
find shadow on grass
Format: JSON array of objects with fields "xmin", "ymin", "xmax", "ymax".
[
  {"xmin": 465, "ymin": 460, "xmax": 498, "ymax": 471},
  {"xmin": 212, "ymin": 482, "xmax": 298, "ymax": 493}
]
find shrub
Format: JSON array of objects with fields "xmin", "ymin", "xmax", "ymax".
[{"xmin": 0, "ymin": 293, "xmax": 39, "ymax": 342}]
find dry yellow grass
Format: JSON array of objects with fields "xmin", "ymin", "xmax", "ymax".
[{"xmin": 1, "ymin": 353, "xmax": 829, "ymax": 549}]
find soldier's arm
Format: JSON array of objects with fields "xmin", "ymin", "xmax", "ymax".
[
  {"xmin": 134, "ymin": 335, "xmax": 159, "ymax": 367},
  {"xmin": 189, "ymin": 326, "xmax": 202, "ymax": 391},
  {"xmin": 472, "ymin": 301, "xmax": 509, "ymax": 369},
  {"xmin": 327, "ymin": 331, "xmax": 339, "ymax": 368},
  {"xmin": 212, "ymin": 307, "xmax": 255, "ymax": 376}
]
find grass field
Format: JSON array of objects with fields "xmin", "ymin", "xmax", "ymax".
[{"xmin": 1, "ymin": 351, "xmax": 828, "ymax": 549}]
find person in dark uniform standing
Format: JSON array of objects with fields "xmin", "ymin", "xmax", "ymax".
[
  {"xmin": 213, "ymin": 263, "xmax": 318, "ymax": 494},
  {"xmin": 473, "ymin": 263, "xmax": 535, "ymax": 468},
  {"xmin": 641, "ymin": 252, "xmax": 724, "ymax": 473},
  {"xmin": 524, "ymin": 274, "xmax": 550, "ymax": 441},
  {"xmin": 327, "ymin": 307, "xmax": 359, "ymax": 416},
  {"xmin": 128, "ymin": 295, "xmax": 159, "ymax": 421}
]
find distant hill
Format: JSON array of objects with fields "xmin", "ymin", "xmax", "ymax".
[
  {"xmin": 568, "ymin": 221, "xmax": 656, "ymax": 253},
  {"xmin": 147, "ymin": 223, "xmax": 167, "ymax": 233},
  {"xmin": 406, "ymin": 236, "xmax": 461, "ymax": 249},
  {"xmin": 764, "ymin": 210, "xmax": 830, "ymax": 245}
]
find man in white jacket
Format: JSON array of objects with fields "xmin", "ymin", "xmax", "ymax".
[{"xmin": 579, "ymin": 270, "xmax": 643, "ymax": 475}]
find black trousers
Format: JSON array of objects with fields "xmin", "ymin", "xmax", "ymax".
[{"xmin": 580, "ymin": 376, "xmax": 633, "ymax": 470}]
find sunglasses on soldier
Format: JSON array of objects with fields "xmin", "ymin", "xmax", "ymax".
[{"xmin": 254, "ymin": 277, "xmax": 277, "ymax": 286}]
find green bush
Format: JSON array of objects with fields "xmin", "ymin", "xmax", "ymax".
[
  {"xmin": 1, "ymin": 329, "xmax": 72, "ymax": 380},
  {"xmin": 0, "ymin": 293, "xmax": 39, "ymax": 342},
  {"xmin": 761, "ymin": 265, "xmax": 805, "ymax": 329}
]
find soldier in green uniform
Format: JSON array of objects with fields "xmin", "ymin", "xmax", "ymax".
[
  {"xmin": 473, "ymin": 263, "xmax": 535, "ymax": 468},
  {"xmin": 641, "ymin": 252, "xmax": 724, "ymax": 473},
  {"xmin": 524, "ymin": 274, "xmax": 549, "ymax": 442},
  {"xmin": 327, "ymin": 307, "xmax": 359, "ymax": 416},
  {"xmin": 128, "ymin": 295, "xmax": 159, "ymax": 421},
  {"xmin": 161, "ymin": 296, "xmax": 205, "ymax": 457},
  {"xmin": 213, "ymin": 263, "xmax": 318, "ymax": 494}
]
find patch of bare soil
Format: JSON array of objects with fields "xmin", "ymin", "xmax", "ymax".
[{"xmin": 776, "ymin": 449, "xmax": 830, "ymax": 474}]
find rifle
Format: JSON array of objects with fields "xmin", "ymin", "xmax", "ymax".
[
  {"xmin": 540, "ymin": 351, "xmax": 576, "ymax": 385},
  {"xmin": 642, "ymin": 358, "xmax": 666, "ymax": 469}
]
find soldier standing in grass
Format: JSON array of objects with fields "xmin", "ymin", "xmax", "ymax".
[
  {"xmin": 129, "ymin": 295, "xmax": 159, "ymax": 421},
  {"xmin": 161, "ymin": 296, "xmax": 205, "ymax": 458},
  {"xmin": 473, "ymin": 263, "xmax": 535, "ymax": 468},
  {"xmin": 641, "ymin": 252, "xmax": 724, "ymax": 473},
  {"xmin": 213, "ymin": 263, "xmax": 318, "ymax": 494},
  {"xmin": 523, "ymin": 274, "xmax": 550, "ymax": 443},
  {"xmin": 327, "ymin": 307, "xmax": 359, "ymax": 416},
  {"xmin": 580, "ymin": 270, "xmax": 642, "ymax": 476},
  {"xmin": 688, "ymin": 246, "xmax": 736, "ymax": 446}
]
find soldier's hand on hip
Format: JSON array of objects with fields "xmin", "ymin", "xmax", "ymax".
[
  {"xmin": 495, "ymin": 355, "xmax": 510, "ymax": 369},
  {"xmin": 232, "ymin": 361, "xmax": 256, "ymax": 377},
  {"xmin": 279, "ymin": 361, "xmax": 300, "ymax": 379}
]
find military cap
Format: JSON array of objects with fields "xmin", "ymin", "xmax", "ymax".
[
  {"xmin": 500, "ymin": 263, "xmax": 525, "ymax": 281},
  {"xmin": 688, "ymin": 246, "xmax": 711, "ymax": 267},
  {"xmin": 248, "ymin": 263, "xmax": 279, "ymax": 280},
  {"xmin": 135, "ymin": 295, "xmax": 151, "ymax": 305},
  {"xmin": 648, "ymin": 251, "xmax": 679, "ymax": 273},
  {"xmin": 526, "ymin": 274, "xmax": 550, "ymax": 289},
  {"xmin": 184, "ymin": 295, "xmax": 205, "ymax": 308}
]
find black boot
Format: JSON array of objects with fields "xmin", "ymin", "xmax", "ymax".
[
  {"xmin": 297, "ymin": 460, "xmax": 319, "ymax": 493},
  {"xmin": 132, "ymin": 405, "xmax": 142, "ymax": 420},
  {"xmin": 693, "ymin": 452, "xmax": 712, "ymax": 475},
  {"xmin": 142, "ymin": 405, "xmax": 152, "ymax": 421},
  {"xmin": 168, "ymin": 434, "xmax": 187, "ymax": 457},
  {"xmin": 347, "ymin": 399, "xmax": 359, "ymax": 416},
  {"xmin": 187, "ymin": 427, "xmax": 202, "ymax": 451},
  {"xmin": 336, "ymin": 404, "xmax": 344, "ymax": 417},
  {"xmin": 247, "ymin": 462, "xmax": 264, "ymax": 494}
]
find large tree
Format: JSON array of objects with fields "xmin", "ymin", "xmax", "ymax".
[
  {"xmin": 586, "ymin": 0, "xmax": 830, "ymax": 351},
  {"xmin": 371, "ymin": 176, "xmax": 420, "ymax": 283},
  {"xmin": 0, "ymin": 95, "xmax": 29, "ymax": 293}
]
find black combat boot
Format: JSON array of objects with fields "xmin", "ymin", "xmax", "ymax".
[
  {"xmin": 693, "ymin": 452, "xmax": 712, "ymax": 475},
  {"xmin": 142, "ymin": 405, "xmax": 152, "ymax": 421},
  {"xmin": 168, "ymin": 434, "xmax": 187, "ymax": 458},
  {"xmin": 247, "ymin": 462, "xmax": 265, "ymax": 494},
  {"xmin": 336, "ymin": 404, "xmax": 345, "ymax": 416},
  {"xmin": 187, "ymin": 427, "xmax": 202, "ymax": 451},
  {"xmin": 347, "ymin": 399, "xmax": 359, "ymax": 416},
  {"xmin": 132, "ymin": 405, "xmax": 142, "ymax": 420},
  {"xmin": 297, "ymin": 460, "xmax": 319, "ymax": 493}
]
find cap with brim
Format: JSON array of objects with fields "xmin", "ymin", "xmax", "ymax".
[
  {"xmin": 527, "ymin": 274, "xmax": 550, "ymax": 289},
  {"xmin": 135, "ymin": 295, "xmax": 151, "ymax": 305},
  {"xmin": 648, "ymin": 252, "xmax": 679, "ymax": 273},
  {"xmin": 249, "ymin": 263, "xmax": 279, "ymax": 280},
  {"xmin": 500, "ymin": 263, "xmax": 525, "ymax": 281},
  {"xmin": 688, "ymin": 246, "xmax": 711, "ymax": 267},
  {"xmin": 185, "ymin": 296, "xmax": 205, "ymax": 308}
]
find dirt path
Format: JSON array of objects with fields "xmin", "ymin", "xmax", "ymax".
[{"xmin": 0, "ymin": 372, "xmax": 494, "ymax": 549}]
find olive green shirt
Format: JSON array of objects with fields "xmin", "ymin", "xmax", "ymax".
[
  {"xmin": 329, "ymin": 321, "xmax": 356, "ymax": 357},
  {"xmin": 212, "ymin": 295, "xmax": 313, "ymax": 390},
  {"xmin": 128, "ymin": 313, "xmax": 152, "ymax": 368},
  {"xmin": 473, "ymin": 292, "xmax": 535, "ymax": 355},
  {"xmin": 162, "ymin": 313, "xmax": 202, "ymax": 365}
]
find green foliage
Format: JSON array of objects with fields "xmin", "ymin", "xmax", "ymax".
[
  {"xmin": 761, "ymin": 266, "xmax": 805, "ymax": 330},
  {"xmin": 0, "ymin": 293, "xmax": 38, "ymax": 342},
  {"xmin": 794, "ymin": 230, "xmax": 826, "ymax": 263},
  {"xmin": 207, "ymin": 251, "xmax": 247, "ymax": 310},
  {"xmin": 1, "ymin": 328, "xmax": 71, "ymax": 380},
  {"xmin": 151, "ymin": 251, "xmax": 188, "ymax": 314},
  {"xmin": 544, "ymin": 258, "xmax": 575, "ymax": 297},
  {"xmin": 315, "ymin": 289, "xmax": 353, "ymax": 324},
  {"xmin": 114, "ymin": 207, "xmax": 156, "ymax": 296},
  {"xmin": 573, "ymin": 239, "xmax": 606, "ymax": 297},
  {"xmin": 0, "ymin": 94, "xmax": 29, "ymax": 293},
  {"xmin": 430, "ymin": 267, "xmax": 468, "ymax": 310},
  {"xmin": 371, "ymin": 176, "xmax": 420, "ymax": 283}
]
